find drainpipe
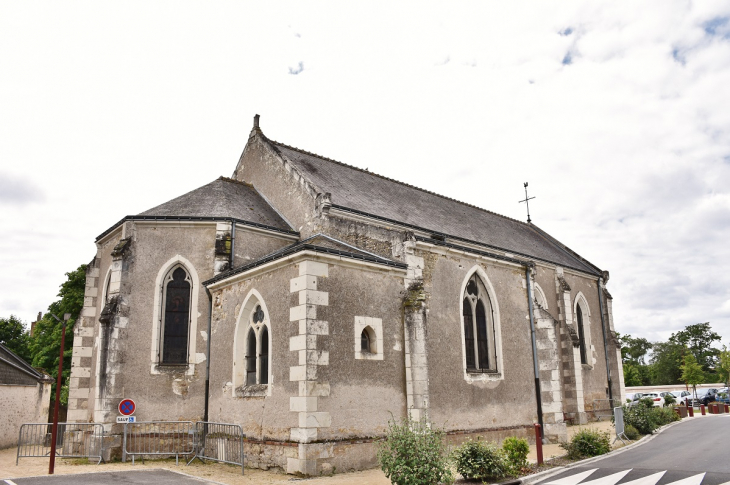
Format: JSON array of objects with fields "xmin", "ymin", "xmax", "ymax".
[
  {"xmin": 597, "ymin": 277, "xmax": 614, "ymax": 407},
  {"xmin": 203, "ymin": 287, "xmax": 213, "ymax": 422},
  {"xmin": 229, "ymin": 220, "xmax": 236, "ymax": 270},
  {"xmin": 525, "ymin": 265, "xmax": 544, "ymax": 441}
]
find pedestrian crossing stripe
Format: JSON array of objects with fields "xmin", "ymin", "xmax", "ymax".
[
  {"xmin": 545, "ymin": 470, "xmax": 708, "ymax": 485},
  {"xmin": 546, "ymin": 468, "xmax": 599, "ymax": 485},
  {"xmin": 579, "ymin": 469, "xmax": 633, "ymax": 485},
  {"xmin": 620, "ymin": 471, "xmax": 666, "ymax": 485}
]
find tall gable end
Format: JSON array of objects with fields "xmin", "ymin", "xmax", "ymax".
[{"xmin": 231, "ymin": 117, "xmax": 326, "ymax": 233}]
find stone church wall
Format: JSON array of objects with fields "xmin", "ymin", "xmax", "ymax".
[
  {"xmin": 308, "ymin": 263, "xmax": 407, "ymax": 441},
  {"xmin": 562, "ymin": 272, "xmax": 615, "ymax": 419},
  {"xmin": 421, "ymin": 251, "xmax": 538, "ymax": 432},
  {"xmin": 207, "ymin": 264, "xmax": 299, "ymax": 442},
  {"xmin": 234, "ymin": 134, "xmax": 318, "ymax": 234}
]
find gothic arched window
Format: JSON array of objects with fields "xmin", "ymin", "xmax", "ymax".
[
  {"xmin": 161, "ymin": 266, "xmax": 191, "ymax": 364},
  {"xmin": 577, "ymin": 305, "xmax": 587, "ymax": 365},
  {"xmin": 242, "ymin": 304, "xmax": 270, "ymax": 387},
  {"xmin": 462, "ymin": 274, "xmax": 497, "ymax": 373}
]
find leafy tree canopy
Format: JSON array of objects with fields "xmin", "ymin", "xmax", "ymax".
[
  {"xmin": 28, "ymin": 264, "xmax": 87, "ymax": 405},
  {"xmin": 649, "ymin": 341, "xmax": 684, "ymax": 385},
  {"xmin": 0, "ymin": 315, "xmax": 32, "ymax": 363},
  {"xmin": 669, "ymin": 322, "xmax": 721, "ymax": 373},
  {"xmin": 618, "ymin": 333, "xmax": 653, "ymax": 365},
  {"xmin": 680, "ymin": 351, "xmax": 705, "ymax": 399}
]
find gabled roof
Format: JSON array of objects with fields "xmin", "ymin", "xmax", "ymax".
[
  {"xmin": 0, "ymin": 343, "xmax": 50, "ymax": 382},
  {"xmin": 96, "ymin": 177, "xmax": 299, "ymax": 241},
  {"xmin": 266, "ymin": 139, "xmax": 600, "ymax": 275},
  {"xmin": 139, "ymin": 177, "xmax": 293, "ymax": 231},
  {"xmin": 204, "ymin": 233, "xmax": 406, "ymax": 286}
]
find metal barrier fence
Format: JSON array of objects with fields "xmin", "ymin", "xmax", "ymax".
[
  {"xmin": 16, "ymin": 423, "xmax": 104, "ymax": 465},
  {"xmin": 123, "ymin": 421, "xmax": 195, "ymax": 464},
  {"xmin": 592, "ymin": 399, "xmax": 620, "ymax": 420},
  {"xmin": 188, "ymin": 422, "xmax": 245, "ymax": 474}
]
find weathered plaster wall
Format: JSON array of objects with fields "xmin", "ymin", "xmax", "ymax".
[
  {"xmin": 311, "ymin": 263, "xmax": 406, "ymax": 440},
  {"xmin": 319, "ymin": 215, "xmax": 405, "ymax": 261},
  {"xmin": 232, "ymin": 229, "xmax": 293, "ymax": 268},
  {"xmin": 562, "ymin": 272, "xmax": 613, "ymax": 416},
  {"xmin": 100, "ymin": 223, "xmax": 216, "ymax": 423},
  {"xmin": 421, "ymin": 250, "xmax": 538, "ymax": 431},
  {"xmin": 0, "ymin": 380, "xmax": 51, "ymax": 449},
  {"xmin": 234, "ymin": 133, "xmax": 317, "ymax": 235},
  {"xmin": 207, "ymin": 265, "xmax": 298, "ymax": 442}
]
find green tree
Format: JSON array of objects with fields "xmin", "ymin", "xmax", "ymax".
[
  {"xmin": 0, "ymin": 315, "xmax": 32, "ymax": 362},
  {"xmin": 619, "ymin": 334, "xmax": 653, "ymax": 365},
  {"xmin": 670, "ymin": 322, "xmax": 721, "ymax": 375},
  {"xmin": 623, "ymin": 363, "xmax": 642, "ymax": 387},
  {"xmin": 680, "ymin": 352, "xmax": 705, "ymax": 403},
  {"xmin": 29, "ymin": 264, "xmax": 87, "ymax": 406},
  {"xmin": 717, "ymin": 345, "xmax": 730, "ymax": 387},
  {"xmin": 649, "ymin": 341, "xmax": 684, "ymax": 385}
]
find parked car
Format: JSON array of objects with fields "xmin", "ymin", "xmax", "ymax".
[
  {"xmin": 626, "ymin": 392, "xmax": 642, "ymax": 403},
  {"xmin": 668, "ymin": 390, "xmax": 692, "ymax": 405},
  {"xmin": 629, "ymin": 392, "xmax": 662, "ymax": 407},
  {"xmin": 716, "ymin": 388, "xmax": 729, "ymax": 404},
  {"xmin": 691, "ymin": 388, "xmax": 720, "ymax": 406}
]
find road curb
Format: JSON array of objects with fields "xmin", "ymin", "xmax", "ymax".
[{"xmin": 519, "ymin": 418, "xmax": 689, "ymax": 485}]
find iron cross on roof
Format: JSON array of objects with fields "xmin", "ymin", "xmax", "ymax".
[{"xmin": 519, "ymin": 182, "xmax": 535, "ymax": 223}]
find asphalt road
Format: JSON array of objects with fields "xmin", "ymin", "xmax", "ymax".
[
  {"xmin": 3, "ymin": 469, "xmax": 221, "ymax": 485},
  {"xmin": 535, "ymin": 415, "xmax": 730, "ymax": 485}
]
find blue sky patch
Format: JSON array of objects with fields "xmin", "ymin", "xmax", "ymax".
[{"xmin": 703, "ymin": 17, "xmax": 730, "ymax": 38}]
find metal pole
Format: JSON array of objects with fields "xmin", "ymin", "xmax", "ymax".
[
  {"xmin": 525, "ymin": 266, "xmax": 544, "ymax": 441},
  {"xmin": 597, "ymin": 278, "xmax": 614, "ymax": 407},
  {"xmin": 49, "ymin": 313, "xmax": 71, "ymax": 475}
]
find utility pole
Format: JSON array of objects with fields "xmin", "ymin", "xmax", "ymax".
[{"xmin": 49, "ymin": 312, "xmax": 71, "ymax": 475}]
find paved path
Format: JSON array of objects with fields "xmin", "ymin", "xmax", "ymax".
[
  {"xmin": 4, "ymin": 469, "xmax": 220, "ymax": 485},
  {"xmin": 534, "ymin": 415, "xmax": 730, "ymax": 485}
]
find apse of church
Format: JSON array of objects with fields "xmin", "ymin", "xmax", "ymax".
[{"xmin": 67, "ymin": 115, "xmax": 623, "ymax": 474}]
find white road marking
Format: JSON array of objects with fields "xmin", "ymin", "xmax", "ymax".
[
  {"xmin": 545, "ymin": 468, "xmax": 599, "ymax": 485},
  {"xmin": 579, "ymin": 469, "xmax": 633, "ymax": 485},
  {"xmin": 619, "ymin": 471, "xmax": 667, "ymax": 485},
  {"xmin": 663, "ymin": 474, "xmax": 706, "ymax": 485},
  {"xmin": 4, "ymin": 480, "xmax": 18, "ymax": 485}
]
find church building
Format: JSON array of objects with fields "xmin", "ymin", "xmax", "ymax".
[{"xmin": 67, "ymin": 115, "xmax": 624, "ymax": 474}]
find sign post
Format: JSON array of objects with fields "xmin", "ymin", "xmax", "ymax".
[
  {"xmin": 49, "ymin": 313, "xmax": 71, "ymax": 475},
  {"xmin": 118, "ymin": 398, "xmax": 136, "ymax": 463}
]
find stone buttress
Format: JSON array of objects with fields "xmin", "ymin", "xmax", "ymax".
[{"xmin": 287, "ymin": 260, "xmax": 332, "ymax": 475}]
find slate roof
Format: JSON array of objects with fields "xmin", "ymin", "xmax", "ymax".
[
  {"xmin": 138, "ymin": 177, "xmax": 293, "ymax": 232},
  {"xmin": 204, "ymin": 233, "xmax": 406, "ymax": 286},
  {"xmin": 268, "ymin": 140, "xmax": 600, "ymax": 275},
  {"xmin": 0, "ymin": 343, "xmax": 50, "ymax": 383}
]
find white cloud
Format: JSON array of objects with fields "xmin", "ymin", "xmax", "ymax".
[{"xmin": 1, "ymin": 0, "xmax": 729, "ymax": 345}]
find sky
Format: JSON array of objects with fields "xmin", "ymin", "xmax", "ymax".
[{"xmin": 1, "ymin": 1, "xmax": 729, "ymax": 347}]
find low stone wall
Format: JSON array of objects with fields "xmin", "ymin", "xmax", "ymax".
[{"xmin": 0, "ymin": 383, "xmax": 52, "ymax": 449}]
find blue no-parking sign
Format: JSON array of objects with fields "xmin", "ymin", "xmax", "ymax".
[{"xmin": 119, "ymin": 398, "xmax": 136, "ymax": 416}]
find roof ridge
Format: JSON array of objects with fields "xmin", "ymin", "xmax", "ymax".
[
  {"xmin": 217, "ymin": 176, "xmax": 254, "ymax": 188},
  {"xmin": 265, "ymin": 137, "xmax": 531, "ymax": 228}
]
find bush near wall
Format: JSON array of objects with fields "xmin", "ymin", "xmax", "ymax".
[
  {"xmin": 376, "ymin": 416, "xmax": 453, "ymax": 485},
  {"xmin": 560, "ymin": 429, "xmax": 611, "ymax": 460}
]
